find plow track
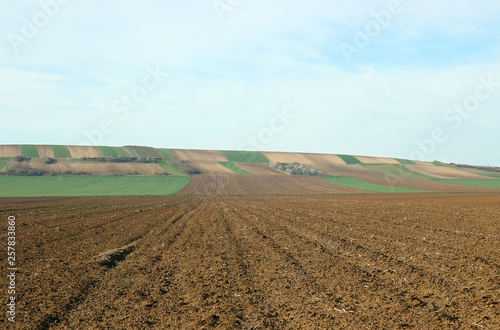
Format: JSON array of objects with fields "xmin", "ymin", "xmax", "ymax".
[{"xmin": 1, "ymin": 194, "xmax": 499, "ymax": 328}]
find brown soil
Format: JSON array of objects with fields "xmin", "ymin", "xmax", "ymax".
[
  {"xmin": 178, "ymin": 175, "xmax": 364, "ymax": 195},
  {"xmin": 36, "ymin": 146, "xmax": 55, "ymax": 158},
  {"xmin": 404, "ymin": 164, "xmax": 489, "ymax": 179},
  {"xmin": 170, "ymin": 149, "xmax": 228, "ymax": 162},
  {"xmin": 233, "ymin": 163, "xmax": 284, "ymax": 175},
  {"xmin": 28, "ymin": 158, "xmax": 166, "ymax": 175},
  {"xmin": 1, "ymin": 194, "xmax": 499, "ymax": 329},
  {"xmin": 0, "ymin": 145, "xmax": 21, "ymax": 158},
  {"xmin": 187, "ymin": 161, "xmax": 237, "ymax": 175},
  {"xmin": 353, "ymin": 156, "xmax": 400, "ymax": 164},
  {"xmin": 263, "ymin": 152, "xmax": 345, "ymax": 164},
  {"xmin": 65, "ymin": 146, "xmax": 101, "ymax": 158}
]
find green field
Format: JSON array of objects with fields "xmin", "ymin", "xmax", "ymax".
[
  {"xmin": 156, "ymin": 160, "xmax": 184, "ymax": 175},
  {"xmin": 431, "ymin": 178, "xmax": 500, "ymax": 188},
  {"xmin": 0, "ymin": 176, "xmax": 190, "ymax": 197},
  {"xmin": 218, "ymin": 162, "xmax": 252, "ymax": 175},
  {"xmin": 20, "ymin": 145, "xmax": 40, "ymax": 158},
  {"xmin": 0, "ymin": 158, "xmax": 12, "ymax": 171},
  {"xmin": 156, "ymin": 148, "xmax": 175, "ymax": 159},
  {"xmin": 322, "ymin": 176, "xmax": 431, "ymax": 193},
  {"xmin": 478, "ymin": 173, "xmax": 500, "ymax": 178},
  {"xmin": 123, "ymin": 146, "xmax": 139, "ymax": 157},
  {"xmin": 363, "ymin": 164, "xmax": 433, "ymax": 179},
  {"xmin": 126, "ymin": 146, "xmax": 162, "ymax": 159},
  {"xmin": 97, "ymin": 146, "xmax": 132, "ymax": 157},
  {"xmin": 51, "ymin": 145, "xmax": 72, "ymax": 158},
  {"xmin": 221, "ymin": 150, "xmax": 270, "ymax": 163},
  {"xmin": 394, "ymin": 158, "xmax": 417, "ymax": 165},
  {"xmin": 335, "ymin": 155, "xmax": 361, "ymax": 164}
]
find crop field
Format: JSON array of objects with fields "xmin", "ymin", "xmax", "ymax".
[
  {"xmin": 1, "ymin": 193, "xmax": 499, "ymax": 329},
  {"xmin": 405, "ymin": 164, "xmax": 490, "ymax": 179},
  {"xmin": 0, "ymin": 145, "xmax": 21, "ymax": 158},
  {"xmin": 126, "ymin": 146, "xmax": 162, "ymax": 159},
  {"xmin": 432, "ymin": 178, "xmax": 500, "ymax": 188},
  {"xmin": 66, "ymin": 146, "xmax": 101, "ymax": 158},
  {"xmin": 262, "ymin": 152, "xmax": 345, "ymax": 165},
  {"xmin": 20, "ymin": 145, "xmax": 40, "ymax": 158},
  {"xmin": 36, "ymin": 145, "xmax": 55, "ymax": 158},
  {"xmin": 335, "ymin": 154, "xmax": 361, "ymax": 164},
  {"xmin": 51, "ymin": 145, "xmax": 72, "ymax": 158},
  {"xmin": 188, "ymin": 161, "xmax": 238, "ymax": 175},
  {"xmin": 0, "ymin": 158, "xmax": 12, "ymax": 172},
  {"xmin": 28, "ymin": 158, "xmax": 166, "ymax": 175},
  {"xmin": 353, "ymin": 156, "xmax": 400, "ymax": 164},
  {"xmin": 0, "ymin": 176, "xmax": 190, "ymax": 197},
  {"xmin": 218, "ymin": 162, "xmax": 252, "ymax": 175},
  {"xmin": 393, "ymin": 158, "xmax": 418, "ymax": 165},
  {"xmin": 171, "ymin": 149, "xmax": 228, "ymax": 162},
  {"xmin": 97, "ymin": 146, "xmax": 134, "ymax": 158},
  {"xmin": 362, "ymin": 164, "xmax": 433, "ymax": 179},
  {"xmin": 233, "ymin": 163, "xmax": 284, "ymax": 175},
  {"xmin": 221, "ymin": 150, "xmax": 270, "ymax": 163},
  {"xmin": 156, "ymin": 160, "xmax": 184, "ymax": 175},
  {"xmin": 322, "ymin": 176, "xmax": 430, "ymax": 193},
  {"xmin": 156, "ymin": 148, "xmax": 175, "ymax": 159}
]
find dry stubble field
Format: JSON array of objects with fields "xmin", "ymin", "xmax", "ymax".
[{"xmin": 1, "ymin": 193, "xmax": 499, "ymax": 329}]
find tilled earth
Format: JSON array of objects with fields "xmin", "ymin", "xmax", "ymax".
[{"xmin": 0, "ymin": 194, "xmax": 499, "ymax": 329}]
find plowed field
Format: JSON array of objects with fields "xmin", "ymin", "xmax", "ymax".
[
  {"xmin": 262, "ymin": 152, "xmax": 345, "ymax": 165},
  {"xmin": 353, "ymin": 156, "xmax": 401, "ymax": 164},
  {"xmin": 0, "ymin": 145, "xmax": 21, "ymax": 158},
  {"xmin": 36, "ymin": 145, "xmax": 55, "ymax": 158},
  {"xmin": 405, "ymin": 164, "xmax": 490, "ymax": 179},
  {"xmin": 171, "ymin": 149, "xmax": 228, "ymax": 162},
  {"xmin": 66, "ymin": 146, "xmax": 101, "ymax": 158},
  {"xmin": 1, "ymin": 194, "xmax": 499, "ymax": 329}
]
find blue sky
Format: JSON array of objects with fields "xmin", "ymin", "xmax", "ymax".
[{"xmin": 1, "ymin": 0, "xmax": 500, "ymax": 165}]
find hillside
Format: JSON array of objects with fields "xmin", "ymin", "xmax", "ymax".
[{"xmin": 0, "ymin": 144, "xmax": 499, "ymax": 196}]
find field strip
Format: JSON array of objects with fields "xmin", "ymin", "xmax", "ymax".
[
  {"xmin": 362, "ymin": 164, "xmax": 434, "ymax": 179},
  {"xmin": 222, "ymin": 150, "xmax": 269, "ymax": 163},
  {"xmin": 218, "ymin": 161, "xmax": 252, "ymax": 175},
  {"xmin": 20, "ymin": 144, "xmax": 40, "ymax": 157},
  {"xmin": 171, "ymin": 149, "xmax": 228, "ymax": 161},
  {"xmin": 322, "ymin": 176, "xmax": 432, "ymax": 193},
  {"xmin": 51, "ymin": 145, "xmax": 72, "ymax": 158},
  {"xmin": 431, "ymin": 178, "xmax": 500, "ymax": 188},
  {"xmin": 66, "ymin": 145, "xmax": 101, "ymax": 158},
  {"xmin": 37, "ymin": 145, "xmax": 55, "ymax": 158},
  {"xmin": 404, "ymin": 164, "xmax": 491, "ymax": 179},
  {"xmin": 0, "ymin": 176, "xmax": 190, "ymax": 197},
  {"xmin": 354, "ymin": 156, "xmax": 400, "ymax": 164},
  {"xmin": 0, "ymin": 145, "xmax": 21, "ymax": 157}
]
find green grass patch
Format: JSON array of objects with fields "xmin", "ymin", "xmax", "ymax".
[
  {"xmin": 362, "ymin": 164, "xmax": 433, "ymax": 179},
  {"xmin": 156, "ymin": 160, "xmax": 184, "ymax": 175},
  {"xmin": 0, "ymin": 158, "xmax": 12, "ymax": 172},
  {"xmin": 51, "ymin": 145, "xmax": 72, "ymax": 158},
  {"xmin": 218, "ymin": 162, "xmax": 252, "ymax": 175},
  {"xmin": 322, "ymin": 176, "xmax": 431, "ymax": 193},
  {"xmin": 97, "ymin": 146, "xmax": 132, "ymax": 157},
  {"xmin": 156, "ymin": 148, "xmax": 175, "ymax": 159},
  {"xmin": 20, "ymin": 145, "xmax": 39, "ymax": 158},
  {"xmin": 394, "ymin": 158, "xmax": 417, "ymax": 165},
  {"xmin": 335, "ymin": 155, "xmax": 361, "ymax": 164},
  {"xmin": 221, "ymin": 150, "xmax": 270, "ymax": 163},
  {"xmin": 0, "ymin": 176, "xmax": 190, "ymax": 197},
  {"xmin": 431, "ymin": 178, "xmax": 500, "ymax": 188}
]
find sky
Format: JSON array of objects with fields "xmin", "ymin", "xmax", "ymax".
[{"xmin": 1, "ymin": 0, "xmax": 500, "ymax": 165}]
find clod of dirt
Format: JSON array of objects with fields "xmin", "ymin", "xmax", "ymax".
[{"xmin": 95, "ymin": 243, "xmax": 136, "ymax": 268}]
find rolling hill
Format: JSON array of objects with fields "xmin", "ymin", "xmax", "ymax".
[{"xmin": 0, "ymin": 144, "xmax": 499, "ymax": 196}]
